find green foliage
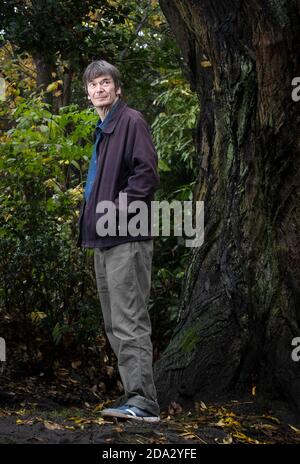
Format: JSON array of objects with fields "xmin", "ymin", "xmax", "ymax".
[
  {"xmin": 149, "ymin": 71, "xmax": 199, "ymax": 352},
  {"xmin": 151, "ymin": 70, "xmax": 199, "ymax": 201},
  {"xmin": 0, "ymin": 96, "xmax": 100, "ymax": 369},
  {"xmin": 0, "ymin": 2, "xmax": 200, "ymax": 374},
  {"xmin": 1, "ymin": 0, "xmax": 114, "ymax": 63},
  {"xmin": 152, "ymin": 70, "xmax": 199, "ymax": 172},
  {"xmin": 0, "ymin": 0, "xmax": 180, "ymax": 114}
]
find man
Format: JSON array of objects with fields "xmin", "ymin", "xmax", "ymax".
[{"xmin": 77, "ymin": 60, "xmax": 160, "ymax": 423}]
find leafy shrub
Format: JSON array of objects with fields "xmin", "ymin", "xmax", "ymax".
[
  {"xmin": 150, "ymin": 70, "xmax": 199, "ymax": 357},
  {"xmin": 0, "ymin": 96, "xmax": 102, "ymax": 373}
]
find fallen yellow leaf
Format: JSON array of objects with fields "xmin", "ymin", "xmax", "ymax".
[
  {"xmin": 289, "ymin": 424, "xmax": 300, "ymax": 434},
  {"xmin": 68, "ymin": 417, "xmax": 90, "ymax": 425},
  {"xmin": 92, "ymin": 403, "xmax": 106, "ymax": 412},
  {"xmin": 215, "ymin": 417, "xmax": 241, "ymax": 428},
  {"xmin": 233, "ymin": 431, "xmax": 260, "ymax": 444},
  {"xmin": 262, "ymin": 415, "xmax": 280, "ymax": 424},
  {"xmin": 44, "ymin": 420, "xmax": 64, "ymax": 431},
  {"xmin": 16, "ymin": 419, "xmax": 33, "ymax": 425}
]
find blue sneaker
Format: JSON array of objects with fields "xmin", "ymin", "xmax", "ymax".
[{"xmin": 101, "ymin": 404, "xmax": 160, "ymax": 423}]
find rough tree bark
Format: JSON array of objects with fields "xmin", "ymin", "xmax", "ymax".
[
  {"xmin": 33, "ymin": 55, "xmax": 73, "ymax": 110},
  {"xmin": 155, "ymin": 0, "xmax": 300, "ymax": 412},
  {"xmin": 33, "ymin": 54, "xmax": 55, "ymax": 106}
]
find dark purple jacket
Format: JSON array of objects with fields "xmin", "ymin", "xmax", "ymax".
[{"xmin": 77, "ymin": 100, "xmax": 160, "ymax": 248}]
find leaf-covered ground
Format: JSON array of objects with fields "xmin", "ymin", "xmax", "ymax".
[{"xmin": 0, "ymin": 376, "xmax": 300, "ymax": 444}]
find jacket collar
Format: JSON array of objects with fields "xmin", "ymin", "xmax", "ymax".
[{"xmin": 102, "ymin": 99, "xmax": 127, "ymax": 134}]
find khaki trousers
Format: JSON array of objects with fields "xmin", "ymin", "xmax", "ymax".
[{"xmin": 94, "ymin": 240, "xmax": 160, "ymax": 416}]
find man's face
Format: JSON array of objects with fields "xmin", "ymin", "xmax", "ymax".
[{"xmin": 87, "ymin": 74, "xmax": 120, "ymax": 109}]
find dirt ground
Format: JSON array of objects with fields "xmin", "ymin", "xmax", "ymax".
[{"xmin": 0, "ymin": 377, "xmax": 300, "ymax": 445}]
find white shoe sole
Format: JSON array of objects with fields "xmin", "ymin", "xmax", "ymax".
[{"xmin": 101, "ymin": 409, "xmax": 160, "ymax": 424}]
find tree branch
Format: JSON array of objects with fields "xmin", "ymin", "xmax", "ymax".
[{"xmin": 119, "ymin": 0, "xmax": 152, "ymax": 62}]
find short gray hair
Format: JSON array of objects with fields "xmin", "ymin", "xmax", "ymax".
[{"xmin": 83, "ymin": 60, "xmax": 122, "ymax": 92}]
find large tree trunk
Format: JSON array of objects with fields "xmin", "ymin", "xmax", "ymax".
[
  {"xmin": 33, "ymin": 54, "xmax": 54, "ymax": 106},
  {"xmin": 33, "ymin": 56, "xmax": 72, "ymax": 110},
  {"xmin": 155, "ymin": 0, "xmax": 300, "ymax": 412}
]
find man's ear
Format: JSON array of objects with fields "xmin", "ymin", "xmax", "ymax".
[{"xmin": 116, "ymin": 87, "xmax": 121, "ymax": 95}]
